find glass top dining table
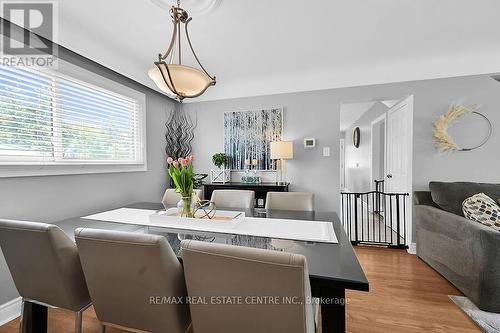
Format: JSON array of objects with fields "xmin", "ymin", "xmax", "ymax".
[{"xmin": 47, "ymin": 202, "xmax": 369, "ymax": 333}]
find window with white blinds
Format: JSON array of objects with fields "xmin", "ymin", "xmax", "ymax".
[{"xmin": 0, "ymin": 63, "xmax": 146, "ymax": 176}]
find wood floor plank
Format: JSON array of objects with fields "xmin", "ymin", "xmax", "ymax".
[{"xmin": 0, "ymin": 247, "xmax": 481, "ymax": 333}]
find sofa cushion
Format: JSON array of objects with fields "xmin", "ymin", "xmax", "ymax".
[
  {"xmin": 462, "ymin": 193, "xmax": 500, "ymax": 232},
  {"xmin": 429, "ymin": 182, "xmax": 500, "ymax": 216}
]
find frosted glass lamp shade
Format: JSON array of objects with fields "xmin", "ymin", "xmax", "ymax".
[
  {"xmin": 270, "ymin": 141, "xmax": 294, "ymax": 160},
  {"xmin": 148, "ymin": 63, "xmax": 215, "ymax": 99},
  {"xmin": 148, "ymin": 66, "xmax": 177, "ymax": 99}
]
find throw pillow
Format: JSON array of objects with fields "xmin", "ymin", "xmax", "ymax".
[{"xmin": 462, "ymin": 193, "xmax": 500, "ymax": 232}]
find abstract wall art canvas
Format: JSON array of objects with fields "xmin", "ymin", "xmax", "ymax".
[{"xmin": 224, "ymin": 108, "xmax": 283, "ymax": 170}]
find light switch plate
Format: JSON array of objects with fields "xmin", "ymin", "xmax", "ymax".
[{"xmin": 323, "ymin": 147, "xmax": 330, "ymax": 157}]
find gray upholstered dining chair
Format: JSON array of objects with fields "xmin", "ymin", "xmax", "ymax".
[
  {"xmin": 0, "ymin": 219, "xmax": 91, "ymax": 333},
  {"xmin": 181, "ymin": 239, "xmax": 315, "ymax": 333},
  {"xmin": 210, "ymin": 190, "xmax": 255, "ymax": 209},
  {"xmin": 265, "ymin": 191, "xmax": 315, "ymax": 211},
  {"xmin": 74, "ymin": 228, "xmax": 191, "ymax": 333},
  {"xmin": 162, "ymin": 188, "xmax": 203, "ymax": 208}
]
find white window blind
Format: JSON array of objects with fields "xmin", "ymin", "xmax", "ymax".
[{"xmin": 0, "ymin": 64, "xmax": 145, "ymax": 170}]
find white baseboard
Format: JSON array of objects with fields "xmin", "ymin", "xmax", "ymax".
[
  {"xmin": 407, "ymin": 242, "xmax": 417, "ymax": 255},
  {"xmin": 0, "ymin": 297, "xmax": 22, "ymax": 326}
]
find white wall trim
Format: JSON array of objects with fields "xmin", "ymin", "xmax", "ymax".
[
  {"xmin": 407, "ymin": 242, "xmax": 417, "ymax": 255},
  {"xmin": 0, "ymin": 297, "xmax": 21, "ymax": 326},
  {"xmin": 0, "ymin": 163, "xmax": 148, "ymax": 178}
]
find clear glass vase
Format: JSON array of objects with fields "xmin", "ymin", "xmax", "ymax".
[{"xmin": 177, "ymin": 195, "xmax": 196, "ymax": 218}]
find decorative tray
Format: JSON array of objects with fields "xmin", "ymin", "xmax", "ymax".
[{"xmin": 149, "ymin": 208, "xmax": 245, "ymax": 230}]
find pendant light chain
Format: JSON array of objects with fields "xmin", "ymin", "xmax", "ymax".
[{"xmin": 178, "ymin": 19, "xmax": 181, "ymax": 64}]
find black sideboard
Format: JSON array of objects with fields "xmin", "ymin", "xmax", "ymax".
[{"xmin": 202, "ymin": 182, "xmax": 289, "ymax": 208}]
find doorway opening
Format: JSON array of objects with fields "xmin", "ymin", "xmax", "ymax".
[{"xmin": 339, "ymin": 96, "xmax": 414, "ymax": 248}]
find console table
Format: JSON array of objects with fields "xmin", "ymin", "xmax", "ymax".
[{"xmin": 202, "ymin": 182, "xmax": 289, "ymax": 208}]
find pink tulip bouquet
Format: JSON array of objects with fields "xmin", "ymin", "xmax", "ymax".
[{"xmin": 167, "ymin": 155, "xmax": 196, "ymax": 217}]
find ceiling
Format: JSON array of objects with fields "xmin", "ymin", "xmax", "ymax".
[
  {"xmin": 43, "ymin": 0, "xmax": 500, "ymax": 101},
  {"xmin": 339, "ymin": 102, "xmax": 377, "ymax": 131}
]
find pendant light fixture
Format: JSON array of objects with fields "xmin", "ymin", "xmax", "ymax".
[{"xmin": 148, "ymin": 0, "xmax": 216, "ymax": 101}]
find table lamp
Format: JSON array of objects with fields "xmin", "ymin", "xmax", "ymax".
[{"xmin": 270, "ymin": 141, "xmax": 294, "ymax": 185}]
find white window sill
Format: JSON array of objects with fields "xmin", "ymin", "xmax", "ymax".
[{"xmin": 0, "ymin": 163, "xmax": 148, "ymax": 178}]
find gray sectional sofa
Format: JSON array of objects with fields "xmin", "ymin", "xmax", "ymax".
[{"xmin": 414, "ymin": 182, "xmax": 500, "ymax": 313}]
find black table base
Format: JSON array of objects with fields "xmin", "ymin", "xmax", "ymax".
[
  {"xmin": 320, "ymin": 289, "xmax": 346, "ymax": 333},
  {"xmin": 21, "ymin": 301, "xmax": 47, "ymax": 333}
]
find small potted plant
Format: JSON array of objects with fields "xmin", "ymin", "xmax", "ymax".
[{"xmin": 210, "ymin": 153, "xmax": 230, "ymax": 183}]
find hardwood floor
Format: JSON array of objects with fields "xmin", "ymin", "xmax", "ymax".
[
  {"xmin": 0, "ymin": 247, "xmax": 481, "ymax": 333},
  {"xmin": 346, "ymin": 247, "xmax": 480, "ymax": 333}
]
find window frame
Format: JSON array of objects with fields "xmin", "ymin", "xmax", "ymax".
[{"xmin": 0, "ymin": 61, "xmax": 147, "ymax": 178}]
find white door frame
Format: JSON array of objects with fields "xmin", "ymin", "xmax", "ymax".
[
  {"xmin": 370, "ymin": 113, "xmax": 387, "ymax": 190},
  {"xmin": 339, "ymin": 138, "xmax": 346, "ymax": 191}
]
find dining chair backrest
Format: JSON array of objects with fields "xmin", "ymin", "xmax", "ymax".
[
  {"xmin": 265, "ymin": 192, "xmax": 315, "ymax": 211},
  {"xmin": 210, "ymin": 190, "xmax": 255, "ymax": 209},
  {"xmin": 0, "ymin": 219, "xmax": 90, "ymax": 312},
  {"xmin": 74, "ymin": 228, "xmax": 190, "ymax": 333},
  {"xmin": 181, "ymin": 239, "xmax": 315, "ymax": 333},
  {"xmin": 162, "ymin": 188, "xmax": 203, "ymax": 207}
]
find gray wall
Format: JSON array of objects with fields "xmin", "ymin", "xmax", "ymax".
[
  {"xmin": 0, "ymin": 51, "xmax": 174, "ymax": 304},
  {"xmin": 183, "ymin": 90, "xmax": 339, "ymax": 212},
  {"xmin": 183, "ymin": 73, "xmax": 500, "ymax": 236},
  {"xmin": 343, "ymin": 102, "xmax": 388, "ymax": 192}
]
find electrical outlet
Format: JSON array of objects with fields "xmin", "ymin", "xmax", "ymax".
[{"xmin": 323, "ymin": 147, "xmax": 330, "ymax": 157}]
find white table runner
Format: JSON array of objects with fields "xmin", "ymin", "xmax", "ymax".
[{"xmin": 82, "ymin": 208, "xmax": 337, "ymax": 244}]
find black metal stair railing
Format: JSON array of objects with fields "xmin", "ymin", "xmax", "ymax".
[{"xmin": 340, "ymin": 187, "xmax": 409, "ymax": 248}]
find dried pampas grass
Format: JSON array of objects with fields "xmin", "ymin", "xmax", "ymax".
[{"xmin": 433, "ymin": 104, "xmax": 478, "ymax": 152}]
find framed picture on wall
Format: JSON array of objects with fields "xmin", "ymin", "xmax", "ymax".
[{"xmin": 223, "ymin": 108, "xmax": 283, "ymax": 170}]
